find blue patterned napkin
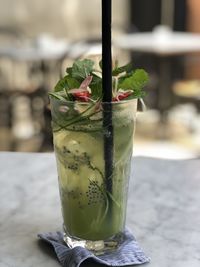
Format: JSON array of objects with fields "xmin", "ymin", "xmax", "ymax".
[{"xmin": 38, "ymin": 229, "xmax": 150, "ymax": 266}]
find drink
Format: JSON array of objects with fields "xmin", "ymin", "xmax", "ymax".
[
  {"xmin": 49, "ymin": 58, "xmax": 148, "ymax": 252},
  {"xmin": 50, "ymin": 98, "xmax": 137, "ymax": 251}
]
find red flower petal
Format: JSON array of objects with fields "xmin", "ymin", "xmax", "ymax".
[
  {"xmin": 79, "ymin": 76, "xmax": 93, "ymax": 90},
  {"xmin": 113, "ymin": 91, "xmax": 132, "ymax": 101},
  {"xmin": 73, "ymin": 91, "xmax": 90, "ymax": 102}
]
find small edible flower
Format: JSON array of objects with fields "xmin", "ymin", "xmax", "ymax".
[
  {"xmin": 112, "ymin": 90, "xmax": 132, "ymax": 102},
  {"xmin": 68, "ymin": 76, "xmax": 93, "ymax": 102}
]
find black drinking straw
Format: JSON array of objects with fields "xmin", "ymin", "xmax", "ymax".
[{"xmin": 102, "ymin": 0, "xmax": 113, "ymax": 194}]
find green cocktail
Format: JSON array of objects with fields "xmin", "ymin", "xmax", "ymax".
[
  {"xmin": 50, "ymin": 58, "xmax": 148, "ymax": 252},
  {"xmin": 50, "ymin": 98, "xmax": 137, "ymax": 248}
]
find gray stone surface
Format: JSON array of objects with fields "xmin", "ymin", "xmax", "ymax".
[{"xmin": 0, "ymin": 152, "xmax": 200, "ymax": 267}]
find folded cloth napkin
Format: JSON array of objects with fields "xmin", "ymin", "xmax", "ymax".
[{"xmin": 38, "ymin": 229, "xmax": 150, "ymax": 267}]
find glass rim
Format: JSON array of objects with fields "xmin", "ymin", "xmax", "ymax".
[{"xmin": 49, "ymin": 95, "xmax": 138, "ymax": 105}]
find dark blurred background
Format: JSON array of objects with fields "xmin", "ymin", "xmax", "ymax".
[{"xmin": 0, "ymin": 0, "xmax": 200, "ymax": 158}]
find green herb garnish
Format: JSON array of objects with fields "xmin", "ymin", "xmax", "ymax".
[{"xmin": 50, "ymin": 58, "xmax": 149, "ymax": 102}]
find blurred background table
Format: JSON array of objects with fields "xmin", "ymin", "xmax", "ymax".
[
  {"xmin": 0, "ymin": 152, "xmax": 200, "ymax": 267},
  {"xmin": 114, "ymin": 26, "xmax": 200, "ymax": 120}
]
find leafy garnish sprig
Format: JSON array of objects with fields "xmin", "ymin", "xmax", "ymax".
[{"xmin": 50, "ymin": 59, "xmax": 149, "ymax": 102}]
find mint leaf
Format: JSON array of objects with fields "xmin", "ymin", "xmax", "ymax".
[
  {"xmin": 66, "ymin": 67, "xmax": 72, "ymax": 75},
  {"xmin": 71, "ymin": 59, "xmax": 94, "ymax": 80},
  {"xmin": 90, "ymin": 73, "xmax": 102, "ymax": 99},
  {"xmin": 119, "ymin": 69, "xmax": 149, "ymax": 96},
  {"xmin": 54, "ymin": 76, "xmax": 80, "ymax": 92},
  {"xmin": 65, "ymin": 76, "xmax": 80, "ymax": 89},
  {"xmin": 112, "ymin": 62, "xmax": 134, "ymax": 76}
]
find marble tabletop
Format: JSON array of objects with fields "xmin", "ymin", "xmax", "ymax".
[{"xmin": 0, "ymin": 152, "xmax": 200, "ymax": 267}]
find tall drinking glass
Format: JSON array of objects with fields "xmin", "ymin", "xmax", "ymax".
[{"xmin": 50, "ymin": 97, "xmax": 137, "ymax": 253}]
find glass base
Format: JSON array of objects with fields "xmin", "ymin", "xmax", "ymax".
[{"xmin": 63, "ymin": 232, "xmax": 123, "ymax": 255}]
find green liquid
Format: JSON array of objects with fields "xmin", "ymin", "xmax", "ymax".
[{"xmin": 52, "ymin": 101, "xmax": 136, "ymax": 241}]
